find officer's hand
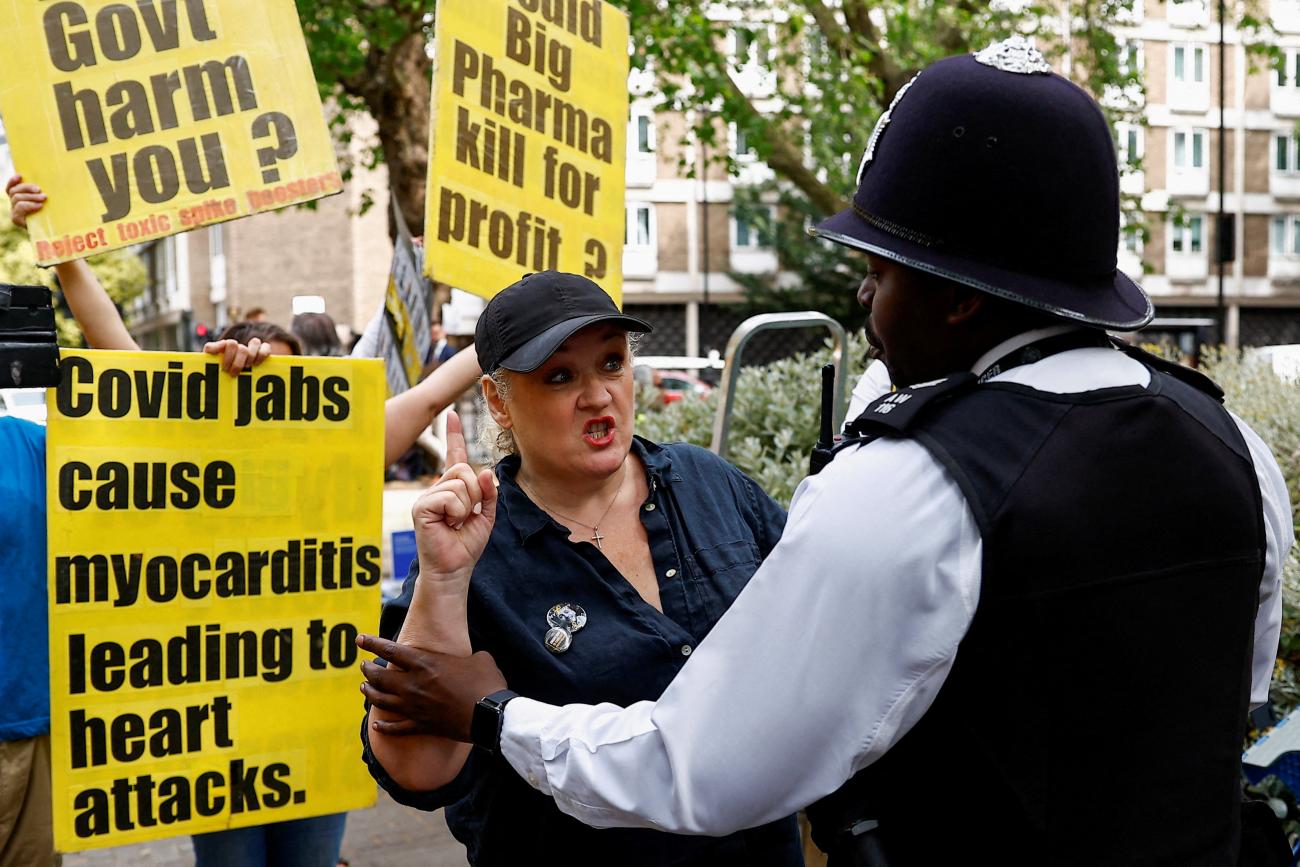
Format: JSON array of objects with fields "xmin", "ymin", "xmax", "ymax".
[{"xmin": 357, "ymin": 635, "xmax": 506, "ymax": 742}]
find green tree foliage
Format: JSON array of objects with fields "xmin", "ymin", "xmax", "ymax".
[
  {"xmin": 636, "ymin": 331, "xmax": 870, "ymax": 505},
  {"xmin": 294, "ymin": 0, "xmax": 433, "ymax": 233},
  {"xmin": 0, "ymin": 196, "xmax": 145, "ymax": 347},
  {"xmin": 1199, "ymin": 348, "xmax": 1300, "ymax": 715}
]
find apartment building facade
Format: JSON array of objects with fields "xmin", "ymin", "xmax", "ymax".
[{"xmin": 1107, "ymin": 0, "xmax": 1300, "ymax": 346}]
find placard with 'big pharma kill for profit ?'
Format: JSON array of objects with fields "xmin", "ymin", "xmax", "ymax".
[{"xmin": 424, "ymin": 0, "xmax": 630, "ymax": 304}]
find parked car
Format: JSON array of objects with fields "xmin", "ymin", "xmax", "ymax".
[
  {"xmin": 0, "ymin": 388, "xmax": 47, "ymax": 425},
  {"xmin": 634, "ymin": 355, "xmax": 722, "ymax": 405}
]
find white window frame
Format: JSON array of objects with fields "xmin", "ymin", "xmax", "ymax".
[
  {"xmin": 633, "ymin": 113, "xmax": 655, "ymax": 154},
  {"xmin": 1171, "ymin": 42, "xmax": 1207, "ymax": 84},
  {"xmin": 1272, "ymin": 214, "xmax": 1300, "ymax": 256},
  {"xmin": 1169, "ymin": 214, "xmax": 1205, "ymax": 255},
  {"xmin": 1117, "ymin": 39, "xmax": 1144, "ymax": 78},
  {"xmin": 625, "ymin": 203, "xmax": 655, "ymax": 249},
  {"xmin": 1277, "ymin": 48, "xmax": 1300, "ymax": 88},
  {"xmin": 1170, "ymin": 128, "xmax": 1207, "ymax": 173},
  {"xmin": 1121, "ymin": 216, "xmax": 1144, "ymax": 254},
  {"xmin": 731, "ymin": 205, "xmax": 775, "ymax": 250},
  {"xmin": 730, "ymin": 121, "xmax": 757, "ymax": 161},
  {"xmin": 1274, "ymin": 133, "xmax": 1300, "ymax": 175},
  {"xmin": 729, "ymin": 25, "xmax": 774, "ymax": 69},
  {"xmin": 1116, "ymin": 123, "xmax": 1144, "ymax": 168}
]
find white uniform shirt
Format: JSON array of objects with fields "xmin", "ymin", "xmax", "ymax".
[{"xmin": 500, "ymin": 330, "xmax": 1293, "ymax": 836}]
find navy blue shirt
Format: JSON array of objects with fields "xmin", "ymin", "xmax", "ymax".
[{"xmin": 363, "ymin": 438, "xmax": 803, "ymax": 866}]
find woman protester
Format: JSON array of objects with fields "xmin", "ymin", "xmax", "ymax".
[{"xmin": 360, "ymin": 271, "xmax": 803, "ymax": 866}]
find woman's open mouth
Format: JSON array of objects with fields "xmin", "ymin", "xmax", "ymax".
[{"xmin": 583, "ymin": 417, "xmax": 616, "ymax": 447}]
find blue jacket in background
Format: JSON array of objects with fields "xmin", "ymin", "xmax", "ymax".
[{"xmin": 0, "ymin": 416, "xmax": 49, "ymax": 740}]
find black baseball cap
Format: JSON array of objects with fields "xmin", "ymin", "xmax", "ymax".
[{"xmin": 475, "ymin": 271, "xmax": 652, "ymax": 373}]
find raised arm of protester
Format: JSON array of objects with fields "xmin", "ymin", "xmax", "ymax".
[
  {"xmin": 8, "ymin": 175, "xmax": 138, "ymax": 352},
  {"xmin": 382, "ymin": 346, "xmax": 480, "ymax": 466},
  {"xmin": 8, "ymin": 176, "xmax": 267, "ymax": 375}
]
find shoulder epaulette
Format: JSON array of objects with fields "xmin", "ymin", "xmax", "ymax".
[{"xmin": 843, "ymin": 372, "xmax": 978, "ymax": 440}]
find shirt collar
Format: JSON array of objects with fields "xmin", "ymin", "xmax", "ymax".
[
  {"xmin": 496, "ymin": 436, "xmax": 678, "ymax": 545},
  {"xmin": 970, "ymin": 324, "xmax": 1082, "ymax": 379}
]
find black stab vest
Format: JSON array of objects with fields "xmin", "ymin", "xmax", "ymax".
[{"xmin": 807, "ymin": 351, "xmax": 1266, "ymax": 866}]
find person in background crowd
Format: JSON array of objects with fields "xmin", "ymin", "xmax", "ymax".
[
  {"xmin": 359, "ymin": 271, "xmax": 805, "ymax": 866},
  {"xmin": 426, "ymin": 322, "xmax": 457, "ymax": 367},
  {"xmin": 356, "ymin": 40, "xmax": 1295, "ymax": 866},
  {"xmin": 243, "ymin": 307, "xmax": 270, "ymax": 323},
  {"xmin": 292, "ymin": 311, "xmax": 346, "ymax": 358}
]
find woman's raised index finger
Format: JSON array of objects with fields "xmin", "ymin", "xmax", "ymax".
[{"xmin": 445, "ymin": 409, "xmax": 469, "ymax": 466}]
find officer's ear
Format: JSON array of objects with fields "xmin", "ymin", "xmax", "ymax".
[{"xmin": 946, "ymin": 285, "xmax": 985, "ymax": 327}]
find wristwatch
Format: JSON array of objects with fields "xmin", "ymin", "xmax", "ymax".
[{"xmin": 471, "ymin": 689, "xmax": 519, "ymax": 754}]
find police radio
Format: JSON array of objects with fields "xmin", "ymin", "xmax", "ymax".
[
  {"xmin": 0, "ymin": 284, "xmax": 62, "ymax": 388},
  {"xmin": 809, "ymin": 363, "xmax": 838, "ymax": 476}
]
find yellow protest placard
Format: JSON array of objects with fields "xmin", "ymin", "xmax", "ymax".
[
  {"xmin": 45, "ymin": 350, "xmax": 383, "ymax": 852},
  {"xmin": 425, "ymin": 0, "xmax": 630, "ymax": 303},
  {"xmin": 0, "ymin": 0, "xmax": 342, "ymax": 266}
]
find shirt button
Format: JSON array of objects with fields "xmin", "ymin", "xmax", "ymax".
[
  {"xmin": 681, "ymin": 645, "xmax": 692, "ymax": 656},
  {"xmin": 665, "ymin": 568, "xmax": 677, "ymax": 578},
  {"xmin": 528, "ymin": 772, "xmax": 538, "ymax": 786},
  {"xmin": 644, "ymin": 503, "xmax": 656, "ymax": 511}
]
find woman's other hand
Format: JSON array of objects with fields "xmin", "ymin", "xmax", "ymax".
[
  {"xmin": 203, "ymin": 337, "xmax": 272, "ymax": 376},
  {"xmin": 413, "ymin": 410, "xmax": 498, "ymax": 583}
]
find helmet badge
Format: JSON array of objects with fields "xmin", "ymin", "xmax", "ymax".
[{"xmin": 972, "ymin": 35, "xmax": 1053, "ymax": 75}]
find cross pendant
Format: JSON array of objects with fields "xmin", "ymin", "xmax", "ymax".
[{"xmin": 591, "ymin": 528, "xmax": 605, "ymax": 550}]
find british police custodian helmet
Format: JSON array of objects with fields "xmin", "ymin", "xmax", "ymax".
[{"xmin": 811, "ymin": 36, "xmax": 1154, "ymax": 331}]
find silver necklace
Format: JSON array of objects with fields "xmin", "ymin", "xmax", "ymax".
[{"xmin": 519, "ymin": 465, "xmax": 627, "ymax": 550}]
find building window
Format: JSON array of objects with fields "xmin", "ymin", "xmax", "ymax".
[
  {"xmin": 731, "ymin": 26, "xmax": 771, "ymax": 67},
  {"xmin": 1117, "ymin": 123, "xmax": 1144, "ymax": 168},
  {"xmin": 1275, "ymin": 135, "xmax": 1300, "ymax": 178},
  {"xmin": 1122, "ymin": 217, "xmax": 1143, "ymax": 253},
  {"xmin": 731, "ymin": 122, "xmax": 757, "ymax": 159},
  {"xmin": 1170, "ymin": 215, "xmax": 1204, "ymax": 254},
  {"xmin": 1172, "ymin": 43, "xmax": 1206, "ymax": 84},
  {"xmin": 1272, "ymin": 214, "xmax": 1300, "ymax": 255},
  {"xmin": 1172, "ymin": 129, "xmax": 1206, "ymax": 171},
  {"xmin": 635, "ymin": 114, "xmax": 653, "ymax": 153},
  {"xmin": 1117, "ymin": 40, "xmax": 1143, "ymax": 77},
  {"xmin": 733, "ymin": 206, "xmax": 774, "ymax": 248},
  {"xmin": 625, "ymin": 204, "xmax": 653, "ymax": 247},
  {"xmin": 1278, "ymin": 49, "xmax": 1300, "ymax": 87}
]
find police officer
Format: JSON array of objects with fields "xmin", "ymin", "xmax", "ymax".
[{"xmin": 358, "ymin": 38, "xmax": 1294, "ymax": 864}]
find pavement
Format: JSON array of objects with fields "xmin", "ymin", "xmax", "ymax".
[{"xmin": 63, "ymin": 788, "xmax": 466, "ymax": 867}]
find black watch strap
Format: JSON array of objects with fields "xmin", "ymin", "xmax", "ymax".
[{"xmin": 471, "ymin": 689, "xmax": 519, "ymax": 754}]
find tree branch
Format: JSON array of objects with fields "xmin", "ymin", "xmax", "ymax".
[
  {"xmin": 721, "ymin": 74, "xmax": 848, "ymax": 216},
  {"xmin": 797, "ymin": 0, "xmax": 853, "ymax": 59},
  {"xmin": 840, "ymin": 0, "xmax": 910, "ymax": 104}
]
